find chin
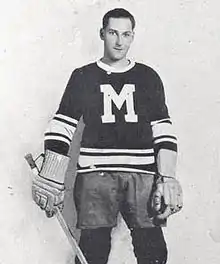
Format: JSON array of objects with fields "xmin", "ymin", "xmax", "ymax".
[
  {"xmin": 110, "ymin": 53, "xmax": 126, "ymax": 61},
  {"xmin": 111, "ymin": 57, "xmax": 124, "ymax": 62}
]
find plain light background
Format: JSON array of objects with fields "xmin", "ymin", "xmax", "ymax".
[{"xmin": 1, "ymin": 0, "xmax": 220, "ymax": 263}]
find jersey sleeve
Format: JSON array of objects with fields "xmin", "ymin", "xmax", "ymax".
[
  {"xmin": 149, "ymin": 70, "xmax": 177, "ymax": 154},
  {"xmin": 44, "ymin": 68, "xmax": 84, "ymax": 155}
]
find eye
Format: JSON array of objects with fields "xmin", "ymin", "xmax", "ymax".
[
  {"xmin": 108, "ymin": 30, "xmax": 116, "ymax": 35},
  {"xmin": 123, "ymin": 32, "xmax": 132, "ymax": 38}
]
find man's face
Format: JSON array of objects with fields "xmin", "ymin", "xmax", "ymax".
[{"xmin": 101, "ymin": 17, "xmax": 134, "ymax": 62}]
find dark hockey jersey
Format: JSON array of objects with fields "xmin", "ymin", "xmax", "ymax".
[{"xmin": 45, "ymin": 60, "xmax": 177, "ymax": 173}]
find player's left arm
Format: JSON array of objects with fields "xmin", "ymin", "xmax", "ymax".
[
  {"xmin": 150, "ymin": 70, "xmax": 183, "ymax": 219},
  {"xmin": 151, "ymin": 118, "xmax": 178, "ymax": 178}
]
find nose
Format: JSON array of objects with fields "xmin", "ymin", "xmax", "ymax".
[{"xmin": 116, "ymin": 35, "xmax": 123, "ymax": 46}]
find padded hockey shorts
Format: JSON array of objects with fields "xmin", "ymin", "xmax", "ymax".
[
  {"xmin": 74, "ymin": 171, "xmax": 166, "ymax": 229},
  {"xmin": 74, "ymin": 171, "xmax": 168, "ymax": 264}
]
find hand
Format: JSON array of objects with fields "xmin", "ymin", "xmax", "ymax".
[
  {"xmin": 32, "ymin": 175, "xmax": 65, "ymax": 217},
  {"xmin": 31, "ymin": 150, "xmax": 69, "ymax": 217},
  {"xmin": 152, "ymin": 176, "xmax": 183, "ymax": 220}
]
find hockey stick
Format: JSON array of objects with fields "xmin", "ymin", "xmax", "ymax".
[{"xmin": 24, "ymin": 153, "xmax": 89, "ymax": 264}]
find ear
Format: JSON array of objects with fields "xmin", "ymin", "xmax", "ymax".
[
  {"xmin": 100, "ymin": 28, "xmax": 104, "ymax": 40},
  {"xmin": 131, "ymin": 31, "xmax": 135, "ymax": 42}
]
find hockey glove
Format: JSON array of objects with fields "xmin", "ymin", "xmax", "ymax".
[
  {"xmin": 152, "ymin": 175, "xmax": 183, "ymax": 220},
  {"xmin": 32, "ymin": 150, "xmax": 70, "ymax": 217}
]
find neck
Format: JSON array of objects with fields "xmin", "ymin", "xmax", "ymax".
[{"xmin": 101, "ymin": 56, "xmax": 130, "ymax": 69}]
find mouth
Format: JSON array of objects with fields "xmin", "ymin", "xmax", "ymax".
[{"xmin": 114, "ymin": 47, "xmax": 123, "ymax": 51}]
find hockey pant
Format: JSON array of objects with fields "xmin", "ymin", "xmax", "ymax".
[{"xmin": 74, "ymin": 171, "xmax": 168, "ymax": 264}]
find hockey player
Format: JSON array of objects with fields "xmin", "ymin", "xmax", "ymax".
[{"xmin": 32, "ymin": 8, "xmax": 183, "ymax": 264}]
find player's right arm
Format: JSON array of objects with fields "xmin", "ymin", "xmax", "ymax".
[
  {"xmin": 32, "ymin": 69, "xmax": 84, "ymax": 217},
  {"xmin": 44, "ymin": 69, "xmax": 83, "ymax": 155}
]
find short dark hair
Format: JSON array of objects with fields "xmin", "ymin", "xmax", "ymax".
[{"xmin": 102, "ymin": 8, "xmax": 136, "ymax": 30}]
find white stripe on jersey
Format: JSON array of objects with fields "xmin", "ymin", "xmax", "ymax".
[
  {"xmin": 150, "ymin": 118, "xmax": 171, "ymax": 126},
  {"xmin": 77, "ymin": 167, "xmax": 156, "ymax": 175},
  {"xmin": 153, "ymin": 137, "xmax": 177, "ymax": 145},
  {"xmin": 78, "ymin": 154, "xmax": 155, "ymax": 167},
  {"xmin": 80, "ymin": 147, "xmax": 154, "ymax": 154},
  {"xmin": 152, "ymin": 122, "xmax": 176, "ymax": 139},
  {"xmin": 45, "ymin": 119, "xmax": 76, "ymax": 139},
  {"xmin": 55, "ymin": 114, "xmax": 79, "ymax": 125},
  {"xmin": 44, "ymin": 135, "xmax": 71, "ymax": 145}
]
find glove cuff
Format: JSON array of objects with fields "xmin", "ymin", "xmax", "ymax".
[
  {"xmin": 39, "ymin": 150, "xmax": 70, "ymax": 184},
  {"xmin": 156, "ymin": 173, "xmax": 176, "ymax": 181}
]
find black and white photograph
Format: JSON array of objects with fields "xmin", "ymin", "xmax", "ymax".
[{"xmin": 1, "ymin": 1, "xmax": 220, "ymax": 263}]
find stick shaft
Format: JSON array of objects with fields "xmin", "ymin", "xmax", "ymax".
[
  {"xmin": 56, "ymin": 209, "xmax": 89, "ymax": 264},
  {"xmin": 24, "ymin": 153, "xmax": 89, "ymax": 264},
  {"xmin": 24, "ymin": 153, "xmax": 39, "ymax": 174}
]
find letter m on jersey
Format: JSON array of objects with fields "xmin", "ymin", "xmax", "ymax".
[{"xmin": 100, "ymin": 84, "xmax": 138, "ymax": 123}]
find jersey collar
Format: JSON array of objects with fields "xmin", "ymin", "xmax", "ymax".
[{"xmin": 96, "ymin": 59, "xmax": 135, "ymax": 74}]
